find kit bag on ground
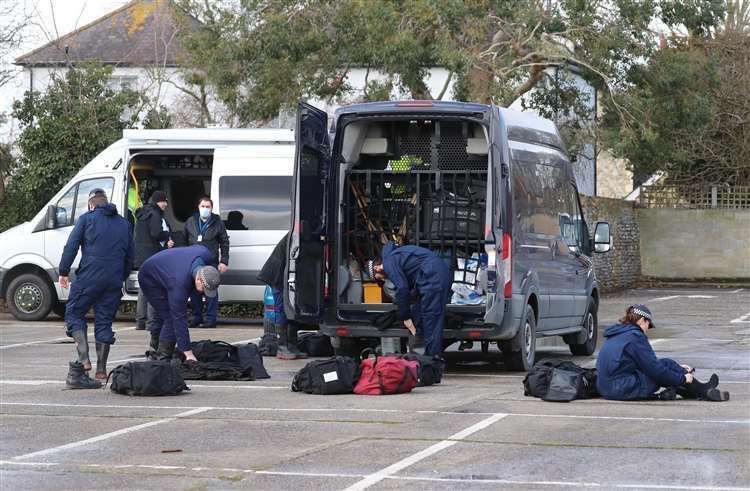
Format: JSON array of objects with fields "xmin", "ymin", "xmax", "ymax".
[
  {"xmin": 354, "ymin": 353, "xmax": 419, "ymax": 395},
  {"xmin": 191, "ymin": 340, "xmax": 235, "ymax": 363},
  {"xmin": 397, "ymin": 353, "xmax": 444, "ymax": 386},
  {"xmin": 291, "ymin": 356, "xmax": 361, "ymax": 395},
  {"xmin": 181, "ymin": 360, "xmax": 253, "ymax": 381},
  {"xmin": 258, "ymin": 333, "xmax": 279, "ymax": 357},
  {"xmin": 235, "ymin": 343, "xmax": 270, "ymax": 379},
  {"xmin": 109, "ymin": 360, "xmax": 188, "ymax": 396},
  {"xmin": 523, "ymin": 358, "xmax": 598, "ymax": 402},
  {"xmin": 296, "ymin": 331, "xmax": 334, "ymax": 357}
]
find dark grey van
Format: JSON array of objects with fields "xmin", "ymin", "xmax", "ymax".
[{"xmin": 284, "ymin": 100, "xmax": 611, "ymax": 371}]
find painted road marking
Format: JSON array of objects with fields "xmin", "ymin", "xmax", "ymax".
[
  {"xmin": 0, "ymin": 327, "xmax": 137, "ymax": 350},
  {"xmin": 11, "ymin": 407, "xmax": 211, "ymax": 461},
  {"xmin": 3, "ymin": 460, "xmax": 746, "ymax": 491},
  {"xmin": 730, "ymin": 312, "xmax": 750, "ymax": 324},
  {"xmin": 0, "ymin": 380, "xmax": 286, "ymax": 389},
  {"xmin": 343, "ymin": 413, "xmax": 508, "ymax": 491},
  {"xmin": 649, "ymin": 295, "xmax": 716, "ymax": 302},
  {"xmin": 730, "ymin": 289, "xmax": 744, "ymax": 294}
]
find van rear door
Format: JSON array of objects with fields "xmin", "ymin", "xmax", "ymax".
[{"xmin": 284, "ymin": 102, "xmax": 331, "ymax": 322}]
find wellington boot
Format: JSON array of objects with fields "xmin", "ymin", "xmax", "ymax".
[
  {"xmin": 679, "ymin": 374, "xmax": 724, "ymax": 400},
  {"xmin": 95, "ymin": 342, "xmax": 110, "ymax": 380},
  {"xmin": 275, "ymin": 324, "xmax": 305, "ymax": 360},
  {"xmin": 656, "ymin": 387, "xmax": 677, "ymax": 401},
  {"xmin": 149, "ymin": 330, "xmax": 160, "ymax": 352},
  {"xmin": 157, "ymin": 339, "xmax": 176, "ymax": 360},
  {"xmin": 66, "ymin": 361, "xmax": 102, "ymax": 389},
  {"xmin": 71, "ymin": 329, "xmax": 91, "ymax": 372},
  {"xmin": 287, "ymin": 326, "xmax": 307, "ymax": 359}
]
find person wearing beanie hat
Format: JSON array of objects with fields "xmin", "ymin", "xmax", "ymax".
[
  {"xmin": 596, "ymin": 304, "xmax": 729, "ymax": 401},
  {"xmin": 133, "ymin": 190, "xmax": 174, "ymax": 355}
]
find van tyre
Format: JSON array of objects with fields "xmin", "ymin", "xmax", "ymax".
[
  {"xmin": 502, "ymin": 304, "xmax": 536, "ymax": 372},
  {"xmin": 7, "ymin": 273, "xmax": 54, "ymax": 321},
  {"xmin": 568, "ymin": 298, "xmax": 598, "ymax": 356}
]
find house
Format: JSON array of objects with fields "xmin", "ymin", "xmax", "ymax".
[{"xmin": 13, "ymin": 0, "xmax": 213, "ymax": 127}]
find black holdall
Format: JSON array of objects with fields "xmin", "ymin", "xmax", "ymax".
[
  {"xmin": 296, "ymin": 332, "xmax": 334, "ymax": 357},
  {"xmin": 234, "ymin": 343, "xmax": 270, "ymax": 379},
  {"xmin": 258, "ymin": 333, "xmax": 279, "ymax": 357},
  {"xmin": 291, "ymin": 356, "xmax": 361, "ymax": 395},
  {"xmin": 190, "ymin": 340, "xmax": 235, "ymax": 363},
  {"xmin": 181, "ymin": 361, "xmax": 253, "ymax": 381},
  {"xmin": 188, "ymin": 340, "xmax": 270, "ymax": 380},
  {"xmin": 523, "ymin": 358, "xmax": 598, "ymax": 402},
  {"xmin": 397, "ymin": 353, "xmax": 445, "ymax": 386},
  {"xmin": 109, "ymin": 360, "xmax": 188, "ymax": 396}
]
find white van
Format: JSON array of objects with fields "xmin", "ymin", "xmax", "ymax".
[{"xmin": 0, "ymin": 128, "xmax": 295, "ymax": 321}]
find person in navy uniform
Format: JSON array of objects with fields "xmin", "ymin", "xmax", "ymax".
[
  {"xmin": 597, "ymin": 304, "xmax": 729, "ymax": 401},
  {"xmin": 184, "ymin": 196, "xmax": 230, "ymax": 328},
  {"xmin": 58, "ymin": 188, "xmax": 133, "ymax": 388},
  {"xmin": 137, "ymin": 245, "xmax": 221, "ymax": 361},
  {"xmin": 369, "ymin": 242, "xmax": 451, "ymax": 356}
]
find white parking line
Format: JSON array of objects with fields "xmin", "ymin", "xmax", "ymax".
[
  {"xmin": 343, "ymin": 413, "xmax": 508, "ymax": 491},
  {"xmin": 730, "ymin": 312, "xmax": 750, "ymax": 324},
  {"xmin": 0, "ymin": 327, "xmax": 137, "ymax": 350},
  {"xmin": 649, "ymin": 295, "xmax": 716, "ymax": 302},
  {"xmin": 0, "ymin": 380, "xmax": 286, "ymax": 389},
  {"xmin": 11, "ymin": 406, "xmax": 211, "ymax": 461},
  {"xmin": 730, "ymin": 289, "xmax": 744, "ymax": 294}
]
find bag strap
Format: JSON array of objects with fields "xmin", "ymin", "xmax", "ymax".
[{"xmin": 396, "ymin": 364, "xmax": 417, "ymax": 393}]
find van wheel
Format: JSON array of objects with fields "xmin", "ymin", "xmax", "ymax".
[
  {"xmin": 7, "ymin": 273, "xmax": 54, "ymax": 321},
  {"xmin": 501, "ymin": 304, "xmax": 536, "ymax": 372},
  {"xmin": 52, "ymin": 301, "xmax": 67, "ymax": 318},
  {"xmin": 569, "ymin": 298, "xmax": 598, "ymax": 356}
]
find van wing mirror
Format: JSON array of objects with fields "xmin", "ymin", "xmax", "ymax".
[
  {"xmin": 593, "ymin": 222, "xmax": 611, "ymax": 253},
  {"xmin": 45, "ymin": 205, "xmax": 58, "ymax": 229}
]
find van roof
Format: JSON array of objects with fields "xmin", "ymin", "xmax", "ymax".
[{"xmin": 122, "ymin": 128, "xmax": 295, "ymax": 145}]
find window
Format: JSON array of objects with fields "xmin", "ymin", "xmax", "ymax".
[
  {"xmin": 219, "ymin": 176, "xmax": 292, "ymax": 231},
  {"xmin": 53, "ymin": 177, "xmax": 114, "ymax": 228}
]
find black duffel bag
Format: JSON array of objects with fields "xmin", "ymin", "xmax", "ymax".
[
  {"xmin": 190, "ymin": 340, "xmax": 235, "ymax": 363},
  {"xmin": 523, "ymin": 358, "xmax": 598, "ymax": 402},
  {"xmin": 397, "ymin": 353, "xmax": 445, "ymax": 386},
  {"xmin": 291, "ymin": 356, "xmax": 361, "ymax": 395},
  {"xmin": 297, "ymin": 332, "xmax": 334, "ymax": 357},
  {"xmin": 109, "ymin": 360, "xmax": 188, "ymax": 396},
  {"xmin": 181, "ymin": 360, "xmax": 253, "ymax": 381},
  {"xmin": 258, "ymin": 333, "xmax": 279, "ymax": 357},
  {"xmin": 235, "ymin": 343, "xmax": 270, "ymax": 379}
]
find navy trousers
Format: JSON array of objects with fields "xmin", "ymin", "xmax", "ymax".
[
  {"xmin": 64, "ymin": 281, "xmax": 121, "ymax": 344},
  {"xmin": 138, "ymin": 274, "xmax": 190, "ymax": 351},
  {"xmin": 414, "ymin": 258, "xmax": 452, "ymax": 356},
  {"xmin": 189, "ymin": 290, "xmax": 218, "ymax": 324}
]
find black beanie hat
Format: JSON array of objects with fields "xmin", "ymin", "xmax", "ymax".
[{"xmin": 150, "ymin": 190, "xmax": 167, "ymax": 204}]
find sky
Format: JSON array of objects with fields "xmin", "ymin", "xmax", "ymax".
[{"xmin": 0, "ymin": 0, "xmax": 129, "ymax": 140}]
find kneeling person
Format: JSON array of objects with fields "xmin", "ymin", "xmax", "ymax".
[{"xmin": 138, "ymin": 245, "xmax": 221, "ymax": 361}]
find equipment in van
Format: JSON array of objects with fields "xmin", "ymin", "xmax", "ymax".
[{"xmin": 291, "ymin": 356, "xmax": 361, "ymax": 394}]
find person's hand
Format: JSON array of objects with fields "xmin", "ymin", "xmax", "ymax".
[
  {"xmin": 167, "ymin": 239, "xmax": 175, "ymax": 248},
  {"xmin": 183, "ymin": 350, "xmax": 197, "ymax": 362},
  {"xmin": 684, "ymin": 372, "xmax": 694, "ymax": 384},
  {"xmin": 218, "ymin": 263, "xmax": 228, "ymax": 274},
  {"xmin": 58, "ymin": 276, "xmax": 69, "ymax": 289},
  {"xmin": 681, "ymin": 364, "xmax": 694, "ymax": 373},
  {"xmin": 403, "ymin": 318, "xmax": 416, "ymax": 336}
]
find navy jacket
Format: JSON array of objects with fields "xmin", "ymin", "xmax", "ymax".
[
  {"xmin": 596, "ymin": 323, "xmax": 686, "ymax": 400},
  {"xmin": 59, "ymin": 203, "xmax": 134, "ymax": 289},
  {"xmin": 185, "ymin": 212, "xmax": 230, "ymax": 266},
  {"xmin": 258, "ymin": 233, "xmax": 288, "ymax": 290},
  {"xmin": 381, "ymin": 242, "xmax": 447, "ymax": 320},
  {"xmin": 138, "ymin": 245, "xmax": 216, "ymax": 349},
  {"xmin": 134, "ymin": 202, "xmax": 171, "ymax": 267}
]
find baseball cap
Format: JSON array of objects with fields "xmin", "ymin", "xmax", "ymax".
[
  {"xmin": 88, "ymin": 188, "xmax": 107, "ymax": 200},
  {"xmin": 198, "ymin": 266, "xmax": 221, "ymax": 298},
  {"xmin": 631, "ymin": 304, "xmax": 655, "ymax": 328}
]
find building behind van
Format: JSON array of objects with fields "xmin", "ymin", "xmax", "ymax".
[
  {"xmin": 284, "ymin": 101, "xmax": 611, "ymax": 371},
  {"xmin": 0, "ymin": 128, "xmax": 295, "ymax": 321}
]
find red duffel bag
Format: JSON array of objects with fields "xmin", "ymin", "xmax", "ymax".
[{"xmin": 354, "ymin": 353, "xmax": 419, "ymax": 395}]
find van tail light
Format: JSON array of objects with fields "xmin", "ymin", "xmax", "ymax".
[
  {"xmin": 502, "ymin": 232, "xmax": 512, "ymax": 298},
  {"xmin": 323, "ymin": 242, "xmax": 331, "ymax": 299}
]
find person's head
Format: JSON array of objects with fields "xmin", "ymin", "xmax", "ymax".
[
  {"xmin": 197, "ymin": 196, "xmax": 213, "ymax": 219},
  {"xmin": 87, "ymin": 188, "xmax": 108, "ymax": 211},
  {"xmin": 193, "ymin": 265, "xmax": 221, "ymax": 297},
  {"xmin": 620, "ymin": 304, "xmax": 655, "ymax": 332},
  {"xmin": 150, "ymin": 190, "xmax": 168, "ymax": 211},
  {"xmin": 367, "ymin": 258, "xmax": 387, "ymax": 282}
]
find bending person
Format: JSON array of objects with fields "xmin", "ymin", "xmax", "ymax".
[
  {"xmin": 596, "ymin": 304, "xmax": 729, "ymax": 401},
  {"xmin": 138, "ymin": 245, "xmax": 221, "ymax": 361}
]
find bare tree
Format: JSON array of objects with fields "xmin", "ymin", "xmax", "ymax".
[{"xmin": 0, "ymin": 0, "xmax": 31, "ymax": 89}]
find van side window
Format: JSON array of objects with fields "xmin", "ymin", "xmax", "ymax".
[
  {"xmin": 562, "ymin": 184, "xmax": 584, "ymax": 250},
  {"xmin": 55, "ymin": 186, "xmax": 77, "ymax": 228},
  {"xmin": 219, "ymin": 176, "xmax": 292, "ymax": 230},
  {"xmin": 73, "ymin": 178, "xmax": 115, "ymax": 224}
]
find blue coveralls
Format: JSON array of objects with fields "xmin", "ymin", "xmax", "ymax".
[
  {"xmin": 137, "ymin": 245, "xmax": 216, "ymax": 352},
  {"xmin": 381, "ymin": 242, "xmax": 452, "ymax": 356},
  {"xmin": 596, "ymin": 323, "xmax": 687, "ymax": 400},
  {"xmin": 59, "ymin": 203, "xmax": 134, "ymax": 344}
]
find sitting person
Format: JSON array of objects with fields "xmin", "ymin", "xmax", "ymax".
[{"xmin": 596, "ymin": 304, "xmax": 729, "ymax": 401}]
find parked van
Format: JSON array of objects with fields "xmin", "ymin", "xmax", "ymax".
[
  {"xmin": 285, "ymin": 101, "xmax": 611, "ymax": 370},
  {"xmin": 0, "ymin": 128, "xmax": 294, "ymax": 321}
]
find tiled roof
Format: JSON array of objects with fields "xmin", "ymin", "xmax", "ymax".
[{"xmin": 15, "ymin": 0, "xmax": 200, "ymax": 66}]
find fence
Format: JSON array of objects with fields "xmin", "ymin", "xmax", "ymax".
[{"xmin": 640, "ymin": 184, "xmax": 750, "ymax": 209}]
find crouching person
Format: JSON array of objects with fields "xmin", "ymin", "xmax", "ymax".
[
  {"xmin": 597, "ymin": 304, "xmax": 729, "ymax": 401},
  {"xmin": 257, "ymin": 233, "xmax": 306, "ymax": 360},
  {"xmin": 59, "ymin": 188, "xmax": 134, "ymax": 388},
  {"xmin": 138, "ymin": 245, "xmax": 220, "ymax": 362}
]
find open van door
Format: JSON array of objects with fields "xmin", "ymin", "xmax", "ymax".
[{"xmin": 284, "ymin": 102, "xmax": 331, "ymax": 322}]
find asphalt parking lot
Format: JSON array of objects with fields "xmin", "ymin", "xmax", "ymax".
[{"xmin": 1, "ymin": 287, "xmax": 749, "ymax": 490}]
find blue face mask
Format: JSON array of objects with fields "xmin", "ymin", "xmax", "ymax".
[{"xmin": 199, "ymin": 207, "xmax": 211, "ymax": 219}]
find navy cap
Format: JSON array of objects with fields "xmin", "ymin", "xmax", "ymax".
[
  {"xmin": 631, "ymin": 304, "xmax": 655, "ymax": 328},
  {"xmin": 88, "ymin": 188, "xmax": 107, "ymax": 200}
]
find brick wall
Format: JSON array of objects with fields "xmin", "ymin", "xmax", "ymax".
[{"xmin": 580, "ymin": 195, "xmax": 641, "ymax": 291}]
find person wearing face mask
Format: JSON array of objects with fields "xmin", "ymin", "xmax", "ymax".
[
  {"xmin": 184, "ymin": 196, "xmax": 230, "ymax": 328},
  {"xmin": 58, "ymin": 189, "xmax": 134, "ymax": 388},
  {"xmin": 134, "ymin": 190, "xmax": 174, "ymax": 353}
]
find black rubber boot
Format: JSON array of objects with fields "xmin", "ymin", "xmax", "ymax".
[
  {"xmin": 678, "ymin": 374, "xmax": 728, "ymax": 401},
  {"xmin": 277, "ymin": 325, "xmax": 307, "ymax": 360},
  {"xmin": 66, "ymin": 361, "xmax": 102, "ymax": 389},
  {"xmin": 156, "ymin": 339, "xmax": 176, "ymax": 360},
  {"xmin": 656, "ymin": 387, "xmax": 677, "ymax": 400},
  {"xmin": 70, "ymin": 329, "xmax": 91, "ymax": 372},
  {"xmin": 149, "ymin": 330, "xmax": 160, "ymax": 351},
  {"xmin": 94, "ymin": 342, "xmax": 110, "ymax": 380}
]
